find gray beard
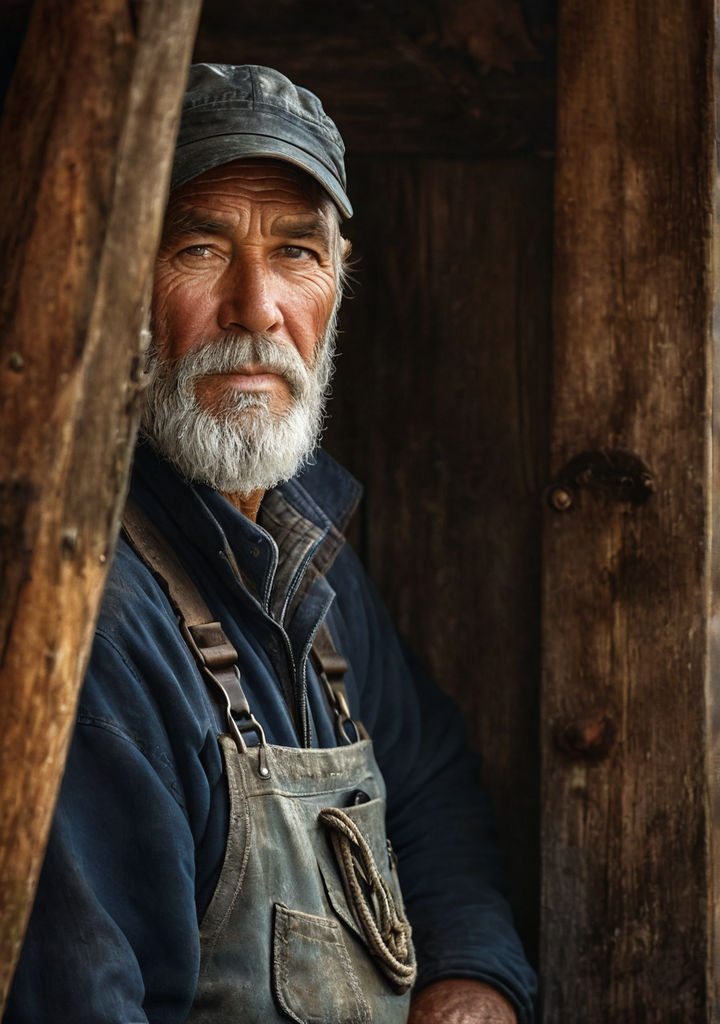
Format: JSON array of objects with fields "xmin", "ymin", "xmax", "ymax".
[{"xmin": 140, "ymin": 328, "xmax": 335, "ymax": 495}]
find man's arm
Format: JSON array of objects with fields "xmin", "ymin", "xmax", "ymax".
[{"xmin": 4, "ymin": 631, "xmax": 202, "ymax": 1024}]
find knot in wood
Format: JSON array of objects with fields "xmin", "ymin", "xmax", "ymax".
[
  {"xmin": 555, "ymin": 714, "xmax": 616, "ymax": 760},
  {"xmin": 60, "ymin": 528, "xmax": 78, "ymax": 560}
]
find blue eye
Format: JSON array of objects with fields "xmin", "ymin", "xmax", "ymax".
[
  {"xmin": 282, "ymin": 246, "xmax": 321, "ymax": 263},
  {"xmin": 181, "ymin": 245, "xmax": 212, "ymax": 258}
]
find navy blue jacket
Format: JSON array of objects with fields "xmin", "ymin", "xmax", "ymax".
[{"xmin": 6, "ymin": 443, "xmax": 536, "ymax": 1023}]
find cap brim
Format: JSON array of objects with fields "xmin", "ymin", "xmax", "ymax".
[{"xmin": 171, "ymin": 133, "xmax": 353, "ymax": 218}]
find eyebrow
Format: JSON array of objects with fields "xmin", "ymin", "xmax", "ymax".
[
  {"xmin": 164, "ymin": 211, "xmax": 234, "ymax": 238},
  {"xmin": 271, "ymin": 215, "xmax": 332, "ymax": 248}
]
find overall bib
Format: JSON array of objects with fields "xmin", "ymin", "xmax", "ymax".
[{"xmin": 123, "ymin": 505, "xmax": 416, "ymax": 1023}]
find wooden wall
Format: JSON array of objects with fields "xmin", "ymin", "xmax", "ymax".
[{"xmin": 329, "ymin": 156, "xmax": 552, "ymax": 958}]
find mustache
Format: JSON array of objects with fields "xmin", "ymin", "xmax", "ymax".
[{"xmin": 149, "ymin": 333, "xmax": 311, "ymax": 400}]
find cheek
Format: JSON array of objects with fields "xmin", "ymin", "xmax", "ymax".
[
  {"xmin": 283, "ymin": 275, "xmax": 337, "ymax": 362},
  {"xmin": 152, "ymin": 272, "xmax": 218, "ymax": 360}
]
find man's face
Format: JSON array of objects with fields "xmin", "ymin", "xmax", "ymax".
[
  {"xmin": 143, "ymin": 160, "xmax": 343, "ymax": 495},
  {"xmin": 152, "ymin": 159, "xmax": 339, "ymax": 417}
]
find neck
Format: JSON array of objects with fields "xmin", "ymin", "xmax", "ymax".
[{"xmin": 220, "ymin": 488, "xmax": 265, "ymax": 522}]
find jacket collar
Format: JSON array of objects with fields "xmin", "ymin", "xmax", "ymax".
[
  {"xmin": 133, "ymin": 440, "xmax": 362, "ymax": 536},
  {"xmin": 130, "ymin": 441, "xmax": 362, "ymax": 617},
  {"xmin": 291, "ymin": 448, "xmax": 363, "ymax": 536}
]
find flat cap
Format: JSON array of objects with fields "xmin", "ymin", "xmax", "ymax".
[{"xmin": 172, "ymin": 63, "xmax": 352, "ymax": 218}]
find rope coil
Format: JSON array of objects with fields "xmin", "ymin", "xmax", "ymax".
[{"xmin": 319, "ymin": 806, "xmax": 417, "ymax": 992}]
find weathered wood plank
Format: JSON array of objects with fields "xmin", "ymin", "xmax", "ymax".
[
  {"xmin": 541, "ymin": 0, "xmax": 715, "ymax": 1019},
  {"xmin": 0, "ymin": 0, "xmax": 201, "ymax": 1005},
  {"xmin": 326, "ymin": 156, "xmax": 554, "ymax": 959}
]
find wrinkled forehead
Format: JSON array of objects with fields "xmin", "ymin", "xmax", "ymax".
[
  {"xmin": 165, "ymin": 158, "xmax": 339, "ymax": 229},
  {"xmin": 173, "ymin": 157, "xmax": 326, "ymax": 201}
]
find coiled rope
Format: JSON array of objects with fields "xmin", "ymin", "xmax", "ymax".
[{"xmin": 319, "ymin": 806, "xmax": 417, "ymax": 992}]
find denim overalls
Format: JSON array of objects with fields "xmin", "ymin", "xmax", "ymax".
[{"xmin": 123, "ymin": 504, "xmax": 416, "ymax": 1023}]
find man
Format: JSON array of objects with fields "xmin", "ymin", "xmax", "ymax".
[{"xmin": 5, "ymin": 64, "xmax": 535, "ymax": 1022}]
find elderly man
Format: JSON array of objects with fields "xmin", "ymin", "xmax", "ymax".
[{"xmin": 5, "ymin": 65, "xmax": 535, "ymax": 1023}]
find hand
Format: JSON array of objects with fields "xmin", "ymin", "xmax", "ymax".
[{"xmin": 408, "ymin": 979, "xmax": 518, "ymax": 1023}]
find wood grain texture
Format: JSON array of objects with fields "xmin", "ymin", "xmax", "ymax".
[
  {"xmin": 325, "ymin": 156, "xmax": 554, "ymax": 960},
  {"xmin": 542, "ymin": 0, "xmax": 715, "ymax": 1019},
  {"xmin": 0, "ymin": 0, "xmax": 200, "ymax": 1005}
]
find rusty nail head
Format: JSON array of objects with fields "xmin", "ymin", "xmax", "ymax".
[
  {"xmin": 549, "ymin": 486, "xmax": 574, "ymax": 512},
  {"xmin": 555, "ymin": 714, "xmax": 616, "ymax": 760}
]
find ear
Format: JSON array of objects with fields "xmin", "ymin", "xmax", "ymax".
[{"xmin": 340, "ymin": 236, "xmax": 352, "ymax": 260}]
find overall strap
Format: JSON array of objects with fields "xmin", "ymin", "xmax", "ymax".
[
  {"xmin": 122, "ymin": 499, "xmax": 368, "ymax": 754},
  {"xmin": 121, "ymin": 500, "xmax": 269, "ymax": 775},
  {"xmin": 311, "ymin": 623, "xmax": 369, "ymax": 745}
]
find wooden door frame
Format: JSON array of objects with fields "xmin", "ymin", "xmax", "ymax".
[
  {"xmin": 541, "ymin": 1, "xmax": 717, "ymax": 1019},
  {"xmin": 0, "ymin": 0, "xmax": 201, "ymax": 1006}
]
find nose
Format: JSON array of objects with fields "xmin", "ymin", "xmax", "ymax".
[{"xmin": 217, "ymin": 255, "xmax": 281, "ymax": 334}]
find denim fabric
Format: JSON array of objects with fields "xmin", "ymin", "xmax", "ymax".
[
  {"xmin": 188, "ymin": 737, "xmax": 411, "ymax": 1023},
  {"xmin": 5, "ymin": 443, "xmax": 536, "ymax": 1023}
]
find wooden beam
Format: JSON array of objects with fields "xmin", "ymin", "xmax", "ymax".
[
  {"xmin": 0, "ymin": 0, "xmax": 201, "ymax": 1006},
  {"xmin": 541, "ymin": 0, "xmax": 716, "ymax": 1019}
]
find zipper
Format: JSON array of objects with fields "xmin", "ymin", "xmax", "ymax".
[
  {"xmin": 279, "ymin": 625, "xmax": 310, "ymax": 748},
  {"xmin": 298, "ymin": 652, "xmax": 310, "ymax": 748},
  {"xmin": 297, "ymin": 596, "xmax": 334, "ymax": 749},
  {"xmin": 219, "ymin": 527, "xmax": 312, "ymax": 747}
]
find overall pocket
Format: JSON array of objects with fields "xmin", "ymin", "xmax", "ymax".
[
  {"xmin": 316, "ymin": 798, "xmax": 416, "ymax": 993},
  {"xmin": 272, "ymin": 903, "xmax": 371, "ymax": 1024}
]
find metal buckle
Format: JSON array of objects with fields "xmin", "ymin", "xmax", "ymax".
[{"xmin": 230, "ymin": 710, "xmax": 270, "ymax": 778}]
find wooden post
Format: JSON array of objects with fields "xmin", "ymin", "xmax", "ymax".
[
  {"xmin": 541, "ymin": 0, "xmax": 716, "ymax": 1020},
  {"xmin": 0, "ymin": 0, "xmax": 201, "ymax": 1006}
]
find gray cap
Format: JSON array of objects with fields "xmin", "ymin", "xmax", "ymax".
[{"xmin": 171, "ymin": 63, "xmax": 352, "ymax": 218}]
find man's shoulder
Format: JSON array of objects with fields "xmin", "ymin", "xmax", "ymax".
[
  {"xmin": 98, "ymin": 532, "xmax": 173, "ymax": 631},
  {"xmin": 90, "ymin": 533, "xmax": 200, "ymax": 702},
  {"xmin": 82, "ymin": 532, "xmax": 219, "ymax": 751}
]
